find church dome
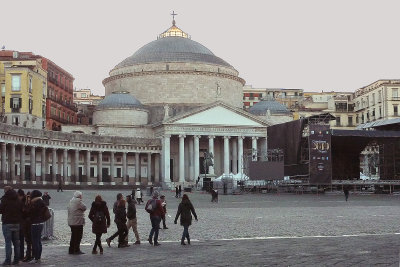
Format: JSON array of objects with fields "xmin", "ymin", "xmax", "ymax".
[
  {"xmin": 249, "ymin": 99, "xmax": 290, "ymax": 115},
  {"xmin": 115, "ymin": 36, "xmax": 231, "ymax": 69},
  {"xmin": 97, "ymin": 91, "xmax": 142, "ymax": 109}
]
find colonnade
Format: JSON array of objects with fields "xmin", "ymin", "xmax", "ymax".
[
  {"xmin": 162, "ymin": 134, "xmax": 266, "ymax": 183},
  {"xmin": 0, "ymin": 143, "xmax": 160, "ymax": 185}
]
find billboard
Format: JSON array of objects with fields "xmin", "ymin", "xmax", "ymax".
[
  {"xmin": 248, "ymin": 161, "xmax": 284, "ymax": 180},
  {"xmin": 309, "ymin": 125, "xmax": 332, "ymax": 184}
]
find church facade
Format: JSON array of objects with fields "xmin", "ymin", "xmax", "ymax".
[{"xmin": 0, "ymin": 20, "xmax": 271, "ymax": 187}]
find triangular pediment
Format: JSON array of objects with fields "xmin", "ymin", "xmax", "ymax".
[{"xmin": 170, "ymin": 104, "xmax": 265, "ymax": 127}]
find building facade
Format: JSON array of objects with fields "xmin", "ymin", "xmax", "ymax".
[
  {"xmin": 73, "ymin": 88, "xmax": 104, "ymax": 125},
  {"xmin": 0, "ymin": 51, "xmax": 47, "ymax": 129},
  {"xmin": 45, "ymin": 59, "xmax": 77, "ymax": 131}
]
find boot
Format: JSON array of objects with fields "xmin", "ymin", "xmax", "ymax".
[
  {"xmin": 187, "ymin": 237, "xmax": 191, "ymax": 245},
  {"xmin": 92, "ymin": 249, "xmax": 97, "ymax": 254},
  {"xmin": 99, "ymin": 247, "xmax": 103, "ymax": 255},
  {"xmin": 181, "ymin": 238, "xmax": 186, "ymax": 245}
]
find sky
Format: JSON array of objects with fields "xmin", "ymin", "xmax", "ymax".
[{"xmin": 1, "ymin": 0, "xmax": 399, "ymax": 95}]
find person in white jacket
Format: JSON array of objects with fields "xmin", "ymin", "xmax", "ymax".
[
  {"xmin": 135, "ymin": 188, "xmax": 143, "ymax": 205},
  {"xmin": 67, "ymin": 191, "xmax": 87, "ymax": 255}
]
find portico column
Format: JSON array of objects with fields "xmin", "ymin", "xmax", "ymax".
[
  {"xmin": 154, "ymin": 154, "xmax": 160, "ymax": 184},
  {"xmin": 164, "ymin": 135, "xmax": 170, "ymax": 182},
  {"xmin": 238, "ymin": 137, "xmax": 244, "ymax": 174},
  {"xmin": 179, "ymin": 135, "xmax": 185, "ymax": 183},
  {"xmin": 85, "ymin": 150, "xmax": 90, "ymax": 181},
  {"xmin": 224, "ymin": 136, "xmax": 230, "ymax": 175},
  {"xmin": 189, "ymin": 137, "xmax": 194, "ymax": 181},
  {"xmin": 63, "ymin": 149, "xmax": 68, "ymax": 182},
  {"xmin": 41, "ymin": 148, "xmax": 46, "ymax": 182},
  {"xmin": 110, "ymin": 151, "xmax": 115, "ymax": 181},
  {"xmin": 147, "ymin": 152, "xmax": 152, "ymax": 183},
  {"xmin": 194, "ymin": 135, "xmax": 200, "ymax": 181},
  {"xmin": 135, "ymin": 152, "xmax": 140, "ymax": 183},
  {"xmin": 52, "ymin": 148, "xmax": 57, "ymax": 182},
  {"xmin": 97, "ymin": 151, "xmax": 103, "ymax": 182},
  {"xmin": 208, "ymin": 136, "xmax": 215, "ymax": 175},
  {"xmin": 122, "ymin": 152, "xmax": 127, "ymax": 182},
  {"xmin": 252, "ymin": 137, "xmax": 258, "ymax": 161},
  {"xmin": 232, "ymin": 137, "xmax": 238, "ymax": 174},
  {"xmin": 1, "ymin": 143, "xmax": 6, "ymax": 179},
  {"xmin": 10, "ymin": 144, "xmax": 15, "ymax": 180},
  {"xmin": 20, "ymin": 145, "xmax": 25, "ymax": 181},
  {"xmin": 30, "ymin": 146, "xmax": 36, "ymax": 181},
  {"xmin": 74, "ymin": 150, "xmax": 79, "ymax": 182}
]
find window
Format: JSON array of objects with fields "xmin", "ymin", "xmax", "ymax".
[
  {"xmin": 11, "ymin": 75, "xmax": 21, "ymax": 91},
  {"xmin": 379, "ymin": 106, "xmax": 382, "ymax": 118},
  {"xmin": 117, "ymin": 157, "xmax": 121, "ymax": 162},
  {"xmin": 90, "ymin": 167, "xmax": 95, "ymax": 177},
  {"xmin": 1, "ymin": 83, "xmax": 5, "ymax": 96},
  {"xmin": 11, "ymin": 97, "xmax": 21, "ymax": 110},
  {"xmin": 378, "ymin": 91, "xmax": 382, "ymax": 102},
  {"xmin": 90, "ymin": 156, "xmax": 94, "ymax": 161},
  {"xmin": 43, "ymin": 82, "xmax": 46, "ymax": 97},
  {"xmin": 356, "ymin": 116, "xmax": 359, "ymax": 124},
  {"xmin": 335, "ymin": 116, "xmax": 341, "ymax": 126},
  {"xmin": 394, "ymin": 105, "xmax": 398, "ymax": 116},
  {"xmin": 29, "ymin": 98, "xmax": 33, "ymax": 114},
  {"xmin": 348, "ymin": 116, "xmax": 353, "ymax": 126},
  {"xmin": 81, "ymin": 93, "xmax": 86, "ymax": 98},
  {"xmin": 393, "ymin": 88, "xmax": 399, "ymax": 99},
  {"xmin": 12, "ymin": 115, "xmax": 19, "ymax": 126},
  {"xmin": 29, "ymin": 77, "xmax": 32, "ymax": 93},
  {"xmin": 117, "ymin": 168, "xmax": 121, "ymax": 178},
  {"xmin": 103, "ymin": 156, "xmax": 109, "ymax": 162},
  {"xmin": 372, "ymin": 93, "xmax": 375, "ymax": 104}
]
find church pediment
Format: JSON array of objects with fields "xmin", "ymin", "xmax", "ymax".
[{"xmin": 168, "ymin": 103, "xmax": 267, "ymax": 127}]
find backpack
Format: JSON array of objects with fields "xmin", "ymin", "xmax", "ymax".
[
  {"xmin": 145, "ymin": 199, "xmax": 157, "ymax": 214},
  {"xmin": 95, "ymin": 210, "xmax": 105, "ymax": 224}
]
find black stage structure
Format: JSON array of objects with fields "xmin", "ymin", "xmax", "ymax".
[{"xmin": 268, "ymin": 114, "xmax": 400, "ymax": 185}]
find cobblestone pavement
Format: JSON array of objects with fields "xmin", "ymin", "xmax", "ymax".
[{"xmin": 1, "ymin": 189, "xmax": 400, "ymax": 266}]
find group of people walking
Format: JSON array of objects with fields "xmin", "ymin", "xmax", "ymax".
[
  {"xmin": 0, "ymin": 187, "xmax": 50, "ymax": 265},
  {"xmin": 65, "ymin": 188, "xmax": 198, "ymax": 256}
]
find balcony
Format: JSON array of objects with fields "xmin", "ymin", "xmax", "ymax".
[
  {"xmin": 47, "ymin": 95, "xmax": 78, "ymax": 112},
  {"xmin": 49, "ymin": 114, "xmax": 71, "ymax": 124}
]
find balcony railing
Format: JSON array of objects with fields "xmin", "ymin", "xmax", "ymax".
[
  {"xmin": 11, "ymin": 108, "xmax": 20, "ymax": 113},
  {"xmin": 47, "ymin": 95, "xmax": 78, "ymax": 112}
]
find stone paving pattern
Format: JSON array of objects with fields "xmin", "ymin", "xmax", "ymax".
[{"xmin": 1, "ymin": 189, "xmax": 400, "ymax": 266}]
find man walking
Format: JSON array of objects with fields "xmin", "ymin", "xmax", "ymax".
[
  {"xmin": 125, "ymin": 195, "xmax": 140, "ymax": 245},
  {"xmin": 106, "ymin": 193, "xmax": 123, "ymax": 246},
  {"xmin": 146, "ymin": 191, "xmax": 164, "ymax": 246},
  {"xmin": 0, "ymin": 186, "xmax": 23, "ymax": 265}
]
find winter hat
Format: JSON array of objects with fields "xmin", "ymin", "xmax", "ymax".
[
  {"xmin": 17, "ymin": 189, "xmax": 25, "ymax": 197},
  {"xmin": 152, "ymin": 190, "xmax": 159, "ymax": 198},
  {"xmin": 30, "ymin": 190, "xmax": 42, "ymax": 199},
  {"xmin": 74, "ymin": 191, "xmax": 82, "ymax": 198}
]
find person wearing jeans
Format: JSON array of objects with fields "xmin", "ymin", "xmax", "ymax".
[
  {"xmin": 0, "ymin": 186, "xmax": 23, "ymax": 265},
  {"xmin": 146, "ymin": 191, "xmax": 164, "ymax": 246},
  {"xmin": 29, "ymin": 190, "xmax": 47, "ymax": 264}
]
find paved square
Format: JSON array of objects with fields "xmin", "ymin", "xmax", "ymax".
[{"xmin": 1, "ymin": 189, "xmax": 400, "ymax": 266}]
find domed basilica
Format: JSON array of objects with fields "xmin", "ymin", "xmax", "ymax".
[
  {"xmin": 62, "ymin": 18, "xmax": 270, "ymax": 186},
  {"xmin": 0, "ymin": 19, "xmax": 272, "ymax": 188}
]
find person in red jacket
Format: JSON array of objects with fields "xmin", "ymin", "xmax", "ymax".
[{"xmin": 145, "ymin": 191, "xmax": 164, "ymax": 246}]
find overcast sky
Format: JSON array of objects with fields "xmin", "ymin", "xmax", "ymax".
[{"xmin": 2, "ymin": 0, "xmax": 399, "ymax": 95}]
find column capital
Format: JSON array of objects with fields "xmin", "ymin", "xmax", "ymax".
[
  {"xmin": 163, "ymin": 134, "xmax": 171, "ymax": 139},
  {"xmin": 193, "ymin": 135, "xmax": 201, "ymax": 139},
  {"xmin": 238, "ymin": 136, "xmax": 245, "ymax": 140},
  {"xmin": 179, "ymin": 134, "xmax": 186, "ymax": 138},
  {"xmin": 223, "ymin": 136, "xmax": 231, "ymax": 139},
  {"xmin": 252, "ymin": 136, "xmax": 259, "ymax": 140},
  {"xmin": 208, "ymin": 135, "xmax": 215, "ymax": 139}
]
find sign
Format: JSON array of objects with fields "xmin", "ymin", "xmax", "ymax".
[{"xmin": 309, "ymin": 125, "xmax": 332, "ymax": 184}]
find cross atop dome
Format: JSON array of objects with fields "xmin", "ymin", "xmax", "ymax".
[{"xmin": 157, "ymin": 11, "xmax": 191, "ymax": 39}]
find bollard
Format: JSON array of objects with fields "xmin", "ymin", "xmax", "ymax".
[{"xmin": 41, "ymin": 208, "xmax": 55, "ymax": 239}]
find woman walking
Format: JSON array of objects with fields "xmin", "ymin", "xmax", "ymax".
[
  {"xmin": 67, "ymin": 191, "xmax": 87, "ymax": 255},
  {"xmin": 115, "ymin": 199, "xmax": 129, "ymax": 248},
  {"xmin": 88, "ymin": 195, "xmax": 110, "ymax": 254},
  {"xmin": 174, "ymin": 194, "xmax": 198, "ymax": 245}
]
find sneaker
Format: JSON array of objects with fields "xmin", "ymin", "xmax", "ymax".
[
  {"xmin": 34, "ymin": 259, "xmax": 41, "ymax": 264},
  {"xmin": 148, "ymin": 238, "xmax": 153, "ymax": 245},
  {"xmin": 106, "ymin": 238, "xmax": 111, "ymax": 247},
  {"xmin": 134, "ymin": 241, "xmax": 141, "ymax": 245}
]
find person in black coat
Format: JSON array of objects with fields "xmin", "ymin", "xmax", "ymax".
[
  {"xmin": 29, "ymin": 190, "xmax": 47, "ymax": 263},
  {"xmin": 88, "ymin": 195, "xmax": 110, "ymax": 255},
  {"xmin": 174, "ymin": 194, "xmax": 198, "ymax": 245},
  {"xmin": 0, "ymin": 186, "xmax": 23, "ymax": 265},
  {"xmin": 114, "ymin": 199, "xmax": 129, "ymax": 248}
]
